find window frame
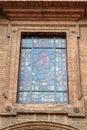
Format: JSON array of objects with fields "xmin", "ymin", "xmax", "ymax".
[
  {"xmin": 17, "ymin": 35, "xmax": 69, "ymax": 104},
  {"xmin": 0, "ymin": 25, "xmax": 85, "ymax": 117}
]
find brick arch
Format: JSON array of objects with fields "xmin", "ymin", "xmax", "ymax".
[{"xmin": 1, "ymin": 121, "xmax": 80, "ymax": 130}]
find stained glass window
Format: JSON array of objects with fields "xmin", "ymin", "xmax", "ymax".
[{"xmin": 17, "ymin": 37, "xmax": 68, "ymax": 104}]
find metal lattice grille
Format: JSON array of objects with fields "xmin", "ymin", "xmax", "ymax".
[{"xmin": 17, "ymin": 37, "xmax": 68, "ymax": 104}]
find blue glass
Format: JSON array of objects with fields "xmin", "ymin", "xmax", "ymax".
[
  {"xmin": 19, "ymin": 49, "xmax": 32, "ymax": 91},
  {"xmin": 32, "ymin": 92, "xmax": 55, "ymax": 103},
  {"xmin": 55, "ymin": 49, "xmax": 68, "ymax": 91},
  {"xmin": 55, "ymin": 38, "xmax": 66, "ymax": 48},
  {"xmin": 18, "ymin": 92, "xmax": 31, "ymax": 103},
  {"xmin": 22, "ymin": 38, "xmax": 32, "ymax": 47},
  {"xmin": 33, "ymin": 38, "xmax": 54, "ymax": 48},
  {"xmin": 32, "ymin": 49, "xmax": 55, "ymax": 91},
  {"xmin": 18, "ymin": 37, "xmax": 68, "ymax": 104},
  {"xmin": 19, "ymin": 81, "xmax": 31, "ymax": 91},
  {"xmin": 56, "ymin": 92, "xmax": 68, "ymax": 104}
]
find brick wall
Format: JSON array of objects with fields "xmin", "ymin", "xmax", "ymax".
[{"xmin": 0, "ymin": 20, "xmax": 87, "ymax": 130}]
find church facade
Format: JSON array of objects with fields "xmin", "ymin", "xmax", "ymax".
[{"xmin": 0, "ymin": 1, "xmax": 87, "ymax": 130}]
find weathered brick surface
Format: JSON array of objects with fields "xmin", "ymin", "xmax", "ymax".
[
  {"xmin": 0, "ymin": 25, "xmax": 9, "ymax": 113},
  {"xmin": 0, "ymin": 20, "xmax": 87, "ymax": 130}
]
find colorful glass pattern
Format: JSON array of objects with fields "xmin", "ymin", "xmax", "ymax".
[
  {"xmin": 18, "ymin": 49, "xmax": 32, "ymax": 91},
  {"xmin": 32, "ymin": 92, "xmax": 55, "ymax": 103},
  {"xmin": 56, "ymin": 49, "xmax": 68, "ymax": 91},
  {"xmin": 18, "ymin": 92, "xmax": 31, "ymax": 103},
  {"xmin": 32, "ymin": 49, "xmax": 55, "ymax": 91},
  {"xmin": 18, "ymin": 37, "xmax": 68, "ymax": 104}
]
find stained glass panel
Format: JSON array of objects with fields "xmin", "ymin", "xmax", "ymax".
[
  {"xmin": 18, "ymin": 92, "xmax": 31, "ymax": 103},
  {"xmin": 18, "ymin": 49, "xmax": 32, "ymax": 91},
  {"xmin": 22, "ymin": 38, "xmax": 32, "ymax": 47},
  {"xmin": 33, "ymin": 38, "xmax": 54, "ymax": 48},
  {"xmin": 18, "ymin": 36, "xmax": 68, "ymax": 104},
  {"xmin": 56, "ymin": 92, "xmax": 68, "ymax": 104},
  {"xmin": 55, "ymin": 38, "xmax": 66, "ymax": 48},
  {"xmin": 32, "ymin": 92, "xmax": 55, "ymax": 103},
  {"xmin": 56, "ymin": 49, "xmax": 68, "ymax": 91},
  {"xmin": 22, "ymin": 38, "xmax": 66, "ymax": 48},
  {"xmin": 32, "ymin": 49, "xmax": 55, "ymax": 91}
]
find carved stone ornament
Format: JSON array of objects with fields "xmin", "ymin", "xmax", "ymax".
[{"xmin": 6, "ymin": 105, "xmax": 12, "ymax": 112}]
